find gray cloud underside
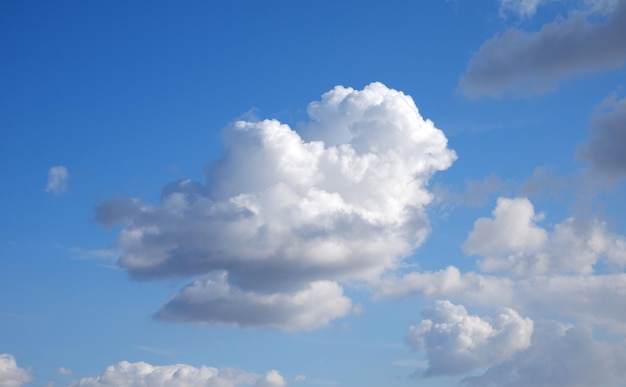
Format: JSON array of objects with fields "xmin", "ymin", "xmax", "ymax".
[
  {"xmin": 578, "ymin": 95, "xmax": 626, "ymax": 177},
  {"xmin": 458, "ymin": 1, "xmax": 626, "ymax": 97},
  {"xmin": 463, "ymin": 320, "xmax": 626, "ymax": 387}
]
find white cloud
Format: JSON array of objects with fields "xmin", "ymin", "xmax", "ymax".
[
  {"xmin": 406, "ymin": 301, "xmax": 533, "ymax": 377},
  {"xmin": 458, "ymin": 1, "xmax": 626, "ymax": 97},
  {"xmin": 58, "ymin": 367, "xmax": 73, "ymax": 376},
  {"xmin": 155, "ymin": 273, "xmax": 353, "ymax": 332},
  {"xmin": 464, "ymin": 320, "xmax": 626, "ymax": 387},
  {"xmin": 0, "ymin": 353, "xmax": 31, "ymax": 387},
  {"xmin": 498, "ymin": 0, "xmax": 547, "ymax": 18},
  {"xmin": 69, "ymin": 361, "xmax": 286, "ymax": 387},
  {"xmin": 95, "ymin": 82, "xmax": 456, "ymax": 330},
  {"xmin": 293, "ymin": 375, "xmax": 306, "ymax": 382},
  {"xmin": 463, "ymin": 197, "xmax": 626, "ymax": 275},
  {"xmin": 378, "ymin": 266, "xmax": 626, "ymax": 331},
  {"xmin": 45, "ymin": 165, "xmax": 69, "ymax": 195}
]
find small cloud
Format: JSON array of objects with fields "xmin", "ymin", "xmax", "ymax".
[
  {"xmin": 498, "ymin": 0, "xmax": 546, "ymax": 19},
  {"xmin": 58, "ymin": 367, "xmax": 73, "ymax": 376},
  {"xmin": 294, "ymin": 374, "xmax": 307, "ymax": 382},
  {"xmin": 45, "ymin": 166, "xmax": 69, "ymax": 195}
]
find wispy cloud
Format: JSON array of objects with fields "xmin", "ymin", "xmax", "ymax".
[{"xmin": 45, "ymin": 166, "xmax": 69, "ymax": 195}]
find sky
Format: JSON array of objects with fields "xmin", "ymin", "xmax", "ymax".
[{"xmin": 2, "ymin": 0, "xmax": 626, "ymax": 386}]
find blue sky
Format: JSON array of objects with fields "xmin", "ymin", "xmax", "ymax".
[{"xmin": 2, "ymin": 1, "xmax": 626, "ymax": 386}]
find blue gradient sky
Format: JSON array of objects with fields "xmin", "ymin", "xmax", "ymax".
[{"xmin": 2, "ymin": 1, "xmax": 626, "ymax": 386}]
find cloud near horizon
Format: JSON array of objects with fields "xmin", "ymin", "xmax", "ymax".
[
  {"xmin": 68, "ymin": 361, "xmax": 286, "ymax": 387},
  {"xmin": 95, "ymin": 82, "xmax": 456, "ymax": 331},
  {"xmin": 0, "ymin": 354, "xmax": 31, "ymax": 387},
  {"xmin": 406, "ymin": 302, "xmax": 626, "ymax": 386}
]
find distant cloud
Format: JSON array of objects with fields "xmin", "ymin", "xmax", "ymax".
[
  {"xmin": 458, "ymin": 1, "xmax": 626, "ymax": 97},
  {"xmin": 58, "ymin": 367, "xmax": 73, "ymax": 376},
  {"xmin": 433, "ymin": 174, "xmax": 507, "ymax": 208},
  {"xmin": 45, "ymin": 165, "xmax": 69, "ymax": 195},
  {"xmin": 0, "ymin": 353, "xmax": 32, "ymax": 387},
  {"xmin": 407, "ymin": 301, "xmax": 533, "ymax": 377},
  {"xmin": 294, "ymin": 374, "xmax": 306, "ymax": 382},
  {"xmin": 379, "ymin": 265, "xmax": 626, "ymax": 331},
  {"xmin": 498, "ymin": 0, "xmax": 547, "ymax": 18},
  {"xmin": 68, "ymin": 361, "xmax": 286, "ymax": 387},
  {"xmin": 377, "ymin": 197, "xmax": 626, "ymax": 330},
  {"xmin": 463, "ymin": 197, "xmax": 626, "ymax": 275},
  {"xmin": 95, "ymin": 82, "xmax": 456, "ymax": 330},
  {"xmin": 464, "ymin": 320, "xmax": 626, "ymax": 386},
  {"xmin": 578, "ymin": 93, "xmax": 626, "ymax": 178}
]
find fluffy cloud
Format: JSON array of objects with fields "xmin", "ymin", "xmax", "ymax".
[
  {"xmin": 463, "ymin": 197, "xmax": 626, "ymax": 275},
  {"xmin": 578, "ymin": 94, "xmax": 626, "ymax": 178},
  {"xmin": 406, "ymin": 301, "xmax": 533, "ymax": 376},
  {"xmin": 69, "ymin": 361, "xmax": 286, "ymax": 387},
  {"xmin": 378, "ymin": 266, "xmax": 626, "ymax": 330},
  {"xmin": 45, "ymin": 165, "xmax": 69, "ymax": 195},
  {"xmin": 155, "ymin": 273, "xmax": 353, "ymax": 331},
  {"xmin": 96, "ymin": 82, "xmax": 456, "ymax": 330},
  {"xmin": 458, "ymin": 1, "xmax": 626, "ymax": 97},
  {"xmin": 464, "ymin": 320, "xmax": 626, "ymax": 387},
  {"xmin": 0, "ymin": 354, "xmax": 31, "ymax": 387}
]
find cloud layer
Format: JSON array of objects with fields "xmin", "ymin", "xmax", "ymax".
[
  {"xmin": 69, "ymin": 361, "xmax": 286, "ymax": 387},
  {"xmin": 96, "ymin": 82, "xmax": 456, "ymax": 330},
  {"xmin": 458, "ymin": 1, "xmax": 626, "ymax": 97}
]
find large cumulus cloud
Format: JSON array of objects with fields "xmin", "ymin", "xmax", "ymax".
[
  {"xmin": 458, "ymin": 1, "xmax": 626, "ymax": 97},
  {"xmin": 96, "ymin": 82, "xmax": 456, "ymax": 331},
  {"xmin": 69, "ymin": 361, "xmax": 286, "ymax": 387}
]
